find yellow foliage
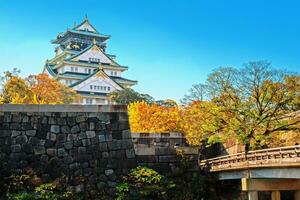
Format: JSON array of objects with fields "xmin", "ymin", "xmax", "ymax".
[
  {"xmin": 128, "ymin": 101, "xmax": 180, "ymax": 133},
  {"xmin": 1, "ymin": 73, "xmax": 77, "ymax": 104},
  {"xmin": 128, "ymin": 101, "xmax": 228, "ymax": 146}
]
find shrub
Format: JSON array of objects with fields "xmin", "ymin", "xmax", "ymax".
[
  {"xmin": 7, "ymin": 192, "xmax": 36, "ymax": 200},
  {"xmin": 115, "ymin": 166, "xmax": 175, "ymax": 200}
]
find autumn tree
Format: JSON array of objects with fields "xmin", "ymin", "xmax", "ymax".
[
  {"xmin": 205, "ymin": 61, "xmax": 300, "ymax": 149},
  {"xmin": 181, "ymin": 83, "xmax": 208, "ymax": 105},
  {"xmin": 0, "ymin": 69, "xmax": 77, "ymax": 104},
  {"xmin": 155, "ymin": 99, "xmax": 177, "ymax": 107},
  {"xmin": 26, "ymin": 73, "xmax": 77, "ymax": 104},
  {"xmin": 109, "ymin": 88, "xmax": 154, "ymax": 104},
  {"xmin": 0, "ymin": 68, "xmax": 33, "ymax": 104},
  {"xmin": 128, "ymin": 101, "xmax": 180, "ymax": 133},
  {"xmin": 179, "ymin": 101, "xmax": 228, "ymax": 146}
]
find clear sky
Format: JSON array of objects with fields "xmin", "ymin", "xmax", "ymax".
[{"xmin": 0, "ymin": 0, "xmax": 299, "ymax": 101}]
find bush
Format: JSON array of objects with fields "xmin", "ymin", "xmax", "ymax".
[
  {"xmin": 7, "ymin": 192, "xmax": 36, "ymax": 200},
  {"xmin": 115, "ymin": 166, "xmax": 175, "ymax": 200}
]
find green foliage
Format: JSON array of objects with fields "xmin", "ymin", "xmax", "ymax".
[
  {"xmin": 115, "ymin": 166, "xmax": 175, "ymax": 200},
  {"xmin": 35, "ymin": 183, "xmax": 57, "ymax": 200},
  {"xmin": 115, "ymin": 183, "xmax": 129, "ymax": 200},
  {"xmin": 109, "ymin": 88, "xmax": 154, "ymax": 104},
  {"xmin": 7, "ymin": 192, "xmax": 36, "ymax": 200},
  {"xmin": 182, "ymin": 61, "xmax": 300, "ymax": 149}
]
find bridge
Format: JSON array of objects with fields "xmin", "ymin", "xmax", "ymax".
[{"xmin": 199, "ymin": 145, "xmax": 300, "ymax": 200}]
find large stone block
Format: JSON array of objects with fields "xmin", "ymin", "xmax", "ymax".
[
  {"xmin": 57, "ymin": 148, "xmax": 67, "ymax": 157},
  {"xmin": 67, "ymin": 117, "xmax": 76, "ymax": 126},
  {"xmin": 126, "ymin": 149, "xmax": 136, "ymax": 159},
  {"xmin": 71, "ymin": 125, "xmax": 80, "ymax": 134},
  {"xmin": 50, "ymin": 125, "xmax": 60, "ymax": 134},
  {"xmin": 134, "ymin": 147, "xmax": 155, "ymax": 155},
  {"xmin": 12, "ymin": 130, "xmax": 21, "ymax": 137},
  {"xmin": 122, "ymin": 130, "xmax": 131, "ymax": 139},
  {"xmin": 46, "ymin": 148, "xmax": 57, "ymax": 156},
  {"xmin": 11, "ymin": 144, "xmax": 22, "ymax": 153},
  {"xmin": 16, "ymin": 135, "xmax": 28, "ymax": 144},
  {"xmin": 76, "ymin": 115, "xmax": 86, "ymax": 123},
  {"xmin": 82, "ymin": 139, "xmax": 91, "ymax": 146},
  {"xmin": 107, "ymin": 140, "xmax": 122, "ymax": 151},
  {"xmin": 99, "ymin": 143, "xmax": 108, "ymax": 152},
  {"xmin": 64, "ymin": 141, "xmax": 73, "ymax": 150},
  {"xmin": 3, "ymin": 113, "xmax": 12, "ymax": 122},
  {"xmin": 57, "ymin": 118, "xmax": 67, "ymax": 125},
  {"xmin": 46, "ymin": 132, "xmax": 56, "ymax": 141},
  {"xmin": 79, "ymin": 122, "xmax": 88, "ymax": 131},
  {"xmin": 61, "ymin": 126, "xmax": 70, "ymax": 134},
  {"xmin": 26, "ymin": 130, "xmax": 36, "ymax": 137},
  {"xmin": 158, "ymin": 155, "xmax": 179, "ymax": 163},
  {"xmin": 12, "ymin": 115, "xmax": 22, "ymax": 123},
  {"xmin": 67, "ymin": 134, "xmax": 77, "ymax": 141},
  {"xmin": 57, "ymin": 134, "xmax": 66, "ymax": 143},
  {"xmin": 155, "ymin": 147, "xmax": 176, "ymax": 155},
  {"xmin": 136, "ymin": 155, "xmax": 158, "ymax": 163},
  {"xmin": 34, "ymin": 146, "xmax": 45, "ymax": 155},
  {"xmin": 10, "ymin": 123, "xmax": 21, "ymax": 130},
  {"xmin": 98, "ymin": 134, "xmax": 106, "ymax": 142},
  {"xmin": 86, "ymin": 131, "xmax": 96, "ymax": 139}
]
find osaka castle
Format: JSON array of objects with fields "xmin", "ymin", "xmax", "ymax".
[{"xmin": 43, "ymin": 16, "xmax": 137, "ymax": 104}]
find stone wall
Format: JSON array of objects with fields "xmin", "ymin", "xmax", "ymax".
[
  {"xmin": 0, "ymin": 105, "xmax": 136, "ymax": 196},
  {"xmin": 0, "ymin": 104, "xmax": 199, "ymax": 197},
  {"xmin": 131, "ymin": 132, "xmax": 198, "ymax": 173}
]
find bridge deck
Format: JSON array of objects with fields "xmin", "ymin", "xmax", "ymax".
[{"xmin": 199, "ymin": 145, "xmax": 300, "ymax": 172}]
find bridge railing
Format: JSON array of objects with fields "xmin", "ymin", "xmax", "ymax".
[{"xmin": 199, "ymin": 145, "xmax": 300, "ymax": 172}]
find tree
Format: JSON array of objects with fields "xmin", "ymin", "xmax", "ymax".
[
  {"xmin": 1, "ymin": 75, "xmax": 33, "ymax": 104},
  {"xmin": 180, "ymin": 84, "xmax": 208, "ymax": 105},
  {"xmin": 179, "ymin": 101, "xmax": 227, "ymax": 146},
  {"xmin": 27, "ymin": 74, "xmax": 77, "ymax": 104},
  {"xmin": 0, "ymin": 70, "xmax": 77, "ymax": 104},
  {"xmin": 128, "ymin": 101, "xmax": 180, "ymax": 133},
  {"xmin": 109, "ymin": 88, "xmax": 154, "ymax": 104},
  {"xmin": 205, "ymin": 61, "xmax": 300, "ymax": 149},
  {"xmin": 155, "ymin": 99, "xmax": 177, "ymax": 107}
]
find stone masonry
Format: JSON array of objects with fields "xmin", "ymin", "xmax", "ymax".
[
  {"xmin": 0, "ymin": 104, "xmax": 199, "ymax": 197},
  {"xmin": 0, "ymin": 105, "xmax": 136, "ymax": 196}
]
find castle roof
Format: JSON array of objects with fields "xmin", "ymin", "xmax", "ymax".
[{"xmin": 52, "ymin": 17, "xmax": 110, "ymax": 44}]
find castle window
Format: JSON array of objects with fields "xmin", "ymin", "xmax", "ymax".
[
  {"xmin": 71, "ymin": 67, "xmax": 74, "ymax": 72},
  {"xmin": 108, "ymin": 87, "xmax": 111, "ymax": 91},
  {"xmin": 114, "ymin": 71, "xmax": 117, "ymax": 76},
  {"xmin": 75, "ymin": 67, "xmax": 78, "ymax": 72},
  {"xmin": 86, "ymin": 98, "xmax": 93, "ymax": 104},
  {"xmin": 90, "ymin": 85, "xmax": 93, "ymax": 90},
  {"xmin": 110, "ymin": 71, "xmax": 113, "ymax": 76},
  {"xmin": 88, "ymin": 69, "xmax": 92, "ymax": 74}
]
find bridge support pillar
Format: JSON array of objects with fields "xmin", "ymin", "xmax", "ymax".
[
  {"xmin": 294, "ymin": 190, "xmax": 300, "ymax": 200},
  {"xmin": 271, "ymin": 191, "xmax": 280, "ymax": 200},
  {"xmin": 248, "ymin": 191, "xmax": 258, "ymax": 200}
]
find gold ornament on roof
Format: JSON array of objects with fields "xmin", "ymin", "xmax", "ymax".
[
  {"xmin": 99, "ymin": 63, "xmax": 103, "ymax": 70},
  {"xmin": 93, "ymin": 38, "xmax": 97, "ymax": 45}
]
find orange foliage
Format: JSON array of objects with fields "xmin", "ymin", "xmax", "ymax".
[
  {"xmin": 128, "ymin": 101, "xmax": 180, "ymax": 133},
  {"xmin": 128, "ymin": 101, "xmax": 227, "ymax": 146},
  {"xmin": 1, "ymin": 73, "xmax": 77, "ymax": 104},
  {"xmin": 27, "ymin": 74, "xmax": 77, "ymax": 104}
]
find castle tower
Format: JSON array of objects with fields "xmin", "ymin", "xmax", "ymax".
[{"xmin": 43, "ymin": 16, "xmax": 137, "ymax": 104}]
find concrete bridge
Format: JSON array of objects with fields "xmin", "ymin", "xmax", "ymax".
[{"xmin": 199, "ymin": 145, "xmax": 300, "ymax": 200}]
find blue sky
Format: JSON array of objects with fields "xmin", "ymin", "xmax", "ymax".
[{"xmin": 0, "ymin": 0, "xmax": 299, "ymax": 101}]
